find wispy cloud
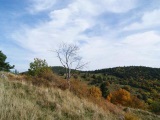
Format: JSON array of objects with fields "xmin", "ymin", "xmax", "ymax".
[
  {"xmin": 124, "ymin": 9, "xmax": 160, "ymax": 31},
  {"xmin": 1, "ymin": 0, "xmax": 160, "ymax": 71},
  {"xmin": 28, "ymin": 0, "xmax": 57, "ymax": 13}
]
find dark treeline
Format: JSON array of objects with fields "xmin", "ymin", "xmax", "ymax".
[{"xmin": 87, "ymin": 66, "xmax": 160, "ymax": 80}]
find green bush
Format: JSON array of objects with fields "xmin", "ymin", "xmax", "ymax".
[
  {"xmin": 150, "ymin": 101, "xmax": 160, "ymax": 114},
  {"xmin": 28, "ymin": 58, "xmax": 49, "ymax": 76},
  {"xmin": 0, "ymin": 51, "xmax": 14, "ymax": 71}
]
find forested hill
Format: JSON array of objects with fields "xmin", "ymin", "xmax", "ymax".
[
  {"xmin": 51, "ymin": 66, "xmax": 80, "ymax": 75},
  {"xmin": 88, "ymin": 66, "xmax": 160, "ymax": 80},
  {"xmin": 44, "ymin": 66, "xmax": 160, "ymax": 115},
  {"xmin": 51, "ymin": 66, "xmax": 66, "ymax": 74},
  {"xmin": 52, "ymin": 66, "xmax": 160, "ymax": 80}
]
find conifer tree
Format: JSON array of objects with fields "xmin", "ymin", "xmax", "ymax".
[{"xmin": 0, "ymin": 51, "xmax": 14, "ymax": 71}]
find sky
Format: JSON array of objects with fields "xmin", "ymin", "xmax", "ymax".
[{"xmin": 1, "ymin": 0, "xmax": 160, "ymax": 72}]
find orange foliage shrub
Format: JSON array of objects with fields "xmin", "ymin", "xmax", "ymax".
[
  {"xmin": 107, "ymin": 88, "xmax": 131, "ymax": 106},
  {"xmin": 130, "ymin": 96, "xmax": 146, "ymax": 109},
  {"xmin": 70, "ymin": 80, "xmax": 89, "ymax": 98},
  {"xmin": 107, "ymin": 88, "xmax": 146, "ymax": 109},
  {"xmin": 88, "ymin": 86, "xmax": 102, "ymax": 99}
]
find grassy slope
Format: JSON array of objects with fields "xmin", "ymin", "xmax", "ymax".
[
  {"xmin": 0, "ymin": 72, "xmax": 160, "ymax": 120},
  {"xmin": 130, "ymin": 108, "xmax": 160, "ymax": 120},
  {"xmin": 0, "ymin": 76, "xmax": 117, "ymax": 120}
]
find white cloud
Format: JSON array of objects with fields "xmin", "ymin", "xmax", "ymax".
[
  {"xmin": 94, "ymin": 0, "xmax": 137, "ymax": 13},
  {"xmin": 14, "ymin": 0, "xmax": 138, "ymax": 52},
  {"xmin": 12, "ymin": 0, "xmax": 160, "ymax": 72},
  {"xmin": 117, "ymin": 31, "xmax": 160, "ymax": 66},
  {"xmin": 124, "ymin": 9, "xmax": 160, "ymax": 30},
  {"xmin": 28, "ymin": 0, "xmax": 137, "ymax": 14},
  {"xmin": 122, "ymin": 31, "xmax": 160, "ymax": 46},
  {"xmin": 79, "ymin": 31, "xmax": 160, "ymax": 70},
  {"xmin": 28, "ymin": 0, "xmax": 57, "ymax": 13}
]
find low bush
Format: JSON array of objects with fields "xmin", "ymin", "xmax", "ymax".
[
  {"xmin": 88, "ymin": 86, "xmax": 102, "ymax": 99},
  {"xmin": 150, "ymin": 101, "xmax": 160, "ymax": 114},
  {"xmin": 107, "ymin": 88, "xmax": 146, "ymax": 109}
]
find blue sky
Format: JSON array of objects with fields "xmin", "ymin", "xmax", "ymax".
[{"xmin": 1, "ymin": 0, "xmax": 160, "ymax": 72}]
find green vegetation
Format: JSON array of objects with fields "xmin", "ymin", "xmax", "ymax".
[
  {"xmin": 51, "ymin": 66, "xmax": 80, "ymax": 77},
  {"xmin": 0, "ymin": 51, "xmax": 14, "ymax": 71},
  {"xmin": 0, "ymin": 53, "xmax": 160, "ymax": 119},
  {"xmin": 51, "ymin": 66, "xmax": 66, "ymax": 75},
  {"xmin": 150, "ymin": 101, "xmax": 160, "ymax": 114},
  {"xmin": 0, "ymin": 69, "xmax": 160, "ymax": 120},
  {"xmin": 100, "ymin": 82, "xmax": 109, "ymax": 98},
  {"xmin": 28, "ymin": 58, "xmax": 51, "ymax": 76},
  {"xmin": 77, "ymin": 66, "xmax": 160, "ymax": 114}
]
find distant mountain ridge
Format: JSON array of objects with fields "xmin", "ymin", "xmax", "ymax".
[
  {"xmin": 52, "ymin": 66, "xmax": 160, "ymax": 80},
  {"xmin": 87, "ymin": 66, "xmax": 160, "ymax": 80},
  {"xmin": 51, "ymin": 66, "xmax": 81, "ymax": 75}
]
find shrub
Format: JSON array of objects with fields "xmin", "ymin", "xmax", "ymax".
[
  {"xmin": 28, "ymin": 58, "xmax": 49, "ymax": 76},
  {"xmin": 38, "ymin": 67, "xmax": 54, "ymax": 81},
  {"xmin": 150, "ymin": 101, "xmax": 160, "ymax": 114},
  {"xmin": 107, "ymin": 88, "xmax": 146, "ymax": 109},
  {"xmin": 70, "ymin": 80, "xmax": 89, "ymax": 98},
  {"xmin": 130, "ymin": 96, "xmax": 146, "ymax": 109},
  {"xmin": 88, "ymin": 86, "xmax": 102, "ymax": 99},
  {"xmin": 122, "ymin": 86, "xmax": 131, "ymax": 92},
  {"xmin": 0, "ymin": 51, "xmax": 14, "ymax": 71},
  {"xmin": 100, "ymin": 82, "xmax": 109, "ymax": 98},
  {"xmin": 107, "ymin": 88, "xmax": 131, "ymax": 106},
  {"xmin": 73, "ymin": 74, "xmax": 78, "ymax": 79}
]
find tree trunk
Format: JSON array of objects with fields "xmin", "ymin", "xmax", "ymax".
[
  {"xmin": 65, "ymin": 68, "xmax": 67, "ymax": 79},
  {"xmin": 65, "ymin": 68, "xmax": 71, "ymax": 90},
  {"xmin": 68, "ymin": 68, "xmax": 71, "ymax": 90}
]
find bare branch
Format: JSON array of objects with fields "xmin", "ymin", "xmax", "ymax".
[
  {"xmin": 55, "ymin": 50, "xmax": 66, "ymax": 68},
  {"xmin": 54, "ymin": 42, "xmax": 88, "ymax": 81},
  {"xmin": 75, "ymin": 62, "xmax": 89, "ymax": 70}
]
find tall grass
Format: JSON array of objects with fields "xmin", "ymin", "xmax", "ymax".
[
  {"xmin": 130, "ymin": 108, "xmax": 160, "ymax": 120},
  {"xmin": 2, "ymin": 72, "xmax": 159, "ymax": 120},
  {"xmin": 7, "ymin": 72, "xmax": 124, "ymax": 115},
  {"xmin": 0, "ymin": 77, "xmax": 117, "ymax": 120}
]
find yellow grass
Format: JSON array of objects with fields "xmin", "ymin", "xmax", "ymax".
[
  {"xmin": 0, "ymin": 76, "xmax": 118, "ymax": 120},
  {"xmin": 1, "ymin": 72, "xmax": 159, "ymax": 120}
]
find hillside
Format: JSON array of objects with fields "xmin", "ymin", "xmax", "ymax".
[
  {"xmin": 0, "ymin": 72, "xmax": 117, "ymax": 120},
  {"xmin": 74, "ymin": 66, "xmax": 160, "ymax": 115},
  {"xmin": 89, "ymin": 66, "xmax": 160, "ymax": 80},
  {"xmin": 52, "ymin": 66, "xmax": 160, "ymax": 80},
  {"xmin": 51, "ymin": 66, "xmax": 160, "ymax": 114},
  {"xmin": 51, "ymin": 66, "xmax": 80, "ymax": 76},
  {"xmin": 51, "ymin": 66, "xmax": 66, "ymax": 75},
  {"xmin": 1, "ymin": 71, "xmax": 160, "ymax": 120}
]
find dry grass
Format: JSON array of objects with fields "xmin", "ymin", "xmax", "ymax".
[
  {"xmin": 130, "ymin": 108, "xmax": 160, "ymax": 120},
  {"xmin": 7, "ymin": 71, "xmax": 124, "ymax": 116},
  {"xmin": 124, "ymin": 113, "xmax": 141, "ymax": 120},
  {"xmin": 2, "ymin": 72, "xmax": 159, "ymax": 120},
  {"xmin": 0, "ymin": 75, "xmax": 118, "ymax": 120}
]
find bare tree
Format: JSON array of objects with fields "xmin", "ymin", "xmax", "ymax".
[{"xmin": 55, "ymin": 43, "xmax": 88, "ymax": 88}]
